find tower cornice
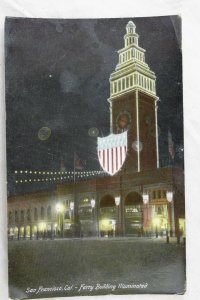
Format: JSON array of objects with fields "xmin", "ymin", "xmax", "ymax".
[
  {"xmin": 110, "ymin": 63, "xmax": 156, "ymax": 80},
  {"xmin": 107, "ymin": 88, "xmax": 158, "ymax": 103},
  {"xmin": 118, "ymin": 44, "xmax": 146, "ymax": 54}
]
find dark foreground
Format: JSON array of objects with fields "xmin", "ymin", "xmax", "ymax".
[{"xmin": 8, "ymin": 237, "xmax": 186, "ymax": 299}]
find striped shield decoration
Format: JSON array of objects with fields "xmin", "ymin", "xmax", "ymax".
[{"xmin": 97, "ymin": 131, "xmax": 127, "ymax": 176}]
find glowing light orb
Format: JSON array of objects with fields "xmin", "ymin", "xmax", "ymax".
[
  {"xmin": 88, "ymin": 127, "xmax": 99, "ymax": 137},
  {"xmin": 38, "ymin": 127, "xmax": 51, "ymax": 141}
]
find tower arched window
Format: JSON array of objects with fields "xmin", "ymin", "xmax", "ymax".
[
  {"xmin": 118, "ymin": 81, "xmax": 121, "ymax": 91},
  {"xmin": 134, "ymin": 74, "xmax": 136, "ymax": 85},
  {"xmin": 139, "ymin": 75, "xmax": 141, "ymax": 86},
  {"xmin": 141, "ymin": 76, "xmax": 144, "ymax": 87},
  {"xmin": 114, "ymin": 82, "xmax": 117, "ymax": 93},
  {"xmin": 41, "ymin": 207, "xmax": 44, "ymax": 220},
  {"xmin": 144, "ymin": 78, "xmax": 146, "ymax": 88},
  {"xmin": 47, "ymin": 206, "xmax": 52, "ymax": 220},
  {"xmin": 126, "ymin": 77, "xmax": 129, "ymax": 88},
  {"xmin": 122, "ymin": 78, "xmax": 125, "ymax": 90},
  {"xmin": 130, "ymin": 75, "xmax": 133, "ymax": 86},
  {"xmin": 150, "ymin": 80, "xmax": 152, "ymax": 91}
]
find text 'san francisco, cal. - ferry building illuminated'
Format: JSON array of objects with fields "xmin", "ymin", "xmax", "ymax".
[{"xmin": 7, "ymin": 21, "xmax": 185, "ymax": 240}]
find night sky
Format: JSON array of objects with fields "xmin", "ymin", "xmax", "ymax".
[{"xmin": 5, "ymin": 16, "xmax": 183, "ymax": 195}]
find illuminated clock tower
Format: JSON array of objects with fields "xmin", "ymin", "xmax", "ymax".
[{"xmin": 108, "ymin": 21, "xmax": 159, "ymax": 172}]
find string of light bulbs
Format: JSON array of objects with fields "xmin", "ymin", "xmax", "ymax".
[{"xmin": 14, "ymin": 169, "xmax": 107, "ymax": 184}]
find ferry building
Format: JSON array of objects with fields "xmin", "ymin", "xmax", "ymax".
[{"xmin": 7, "ymin": 21, "xmax": 185, "ymax": 240}]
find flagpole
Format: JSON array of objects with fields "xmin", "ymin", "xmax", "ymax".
[{"xmin": 73, "ymin": 152, "xmax": 76, "ymax": 237}]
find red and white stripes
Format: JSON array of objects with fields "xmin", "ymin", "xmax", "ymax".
[{"xmin": 97, "ymin": 132, "xmax": 127, "ymax": 176}]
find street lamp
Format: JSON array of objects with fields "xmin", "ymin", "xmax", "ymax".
[
  {"xmin": 91, "ymin": 199, "xmax": 95, "ymax": 208},
  {"xmin": 56, "ymin": 202, "xmax": 64, "ymax": 237},
  {"xmin": 142, "ymin": 192, "xmax": 149, "ymax": 236},
  {"xmin": 142, "ymin": 193, "xmax": 149, "ymax": 204},
  {"xmin": 69, "ymin": 202, "xmax": 75, "ymax": 235},
  {"xmin": 90, "ymin": 199, "xmax": 96, "ymax": 236},
  {"xmin": 115, "ymin": 196, "xmax": 120, "ymax": 206},
  {"xmin": 70, "ymin": 201, "xmax": 74, "ymax": 210},
  {"xmin": 115, "ymin": 196, "xmax": 120, "ymax": 237},
  {"xmin": 166, "ymin": 191, "xmax": 173, "ymax": 203},
  {"xmin": 166, "ymin": 190, "xmax": 174, "ymax": 242}
]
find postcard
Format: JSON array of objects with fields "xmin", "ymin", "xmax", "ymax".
[{"xmin": 5, "ymin": 16, "xmax": 185, "ymax": 299}]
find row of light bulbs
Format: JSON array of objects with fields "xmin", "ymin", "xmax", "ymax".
[
  {"xmin": 14, "ymin": 170, "xmax": 105, "ymax": 175},
  {"xmin": 15, "ymin": 172, "xmax": 106, "ymax": 184}
]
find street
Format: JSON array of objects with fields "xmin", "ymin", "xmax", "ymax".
[{"xmin": 8, "ymin": 237, "xmax": 186, "ymax": 299}]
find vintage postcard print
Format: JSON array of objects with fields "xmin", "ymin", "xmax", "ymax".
[{"xmin": 5, "ymin": 16, "xmax": 185, "ymax": 299}]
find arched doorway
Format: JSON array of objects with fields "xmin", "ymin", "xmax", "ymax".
[
  {"xmin": 78, "ymin": 198, "xmax": 93, "ymax": 237},
  {"xmin": 25, "ymin": 225, "xmax": 31, "ymax": 238},
  {"xmin": 19, "ymin": 226, "xmax": 25, "ymax": 238},
  {"xmin": 32, "ymin": 225, "xmax": 38, "ymax": 238},
  {"xmin": 124, "ymin": 192, "xmax": 143, "ymax": 236},
  {"xmin": 99, "ymin": 195, "xmax": 116, "ymax": 237}
]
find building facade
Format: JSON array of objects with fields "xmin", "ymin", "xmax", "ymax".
[{"xmin": 7, "ymin": 21, "xmax": 185, "ymax": 240}]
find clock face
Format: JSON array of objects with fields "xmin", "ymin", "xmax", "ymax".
[{"xmin": 116, "ymin": 111, "xmax": 131, "ymax": 131}]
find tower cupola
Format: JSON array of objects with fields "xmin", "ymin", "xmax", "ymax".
[{"xmin": 124, "ymin": 21, "xmax": 138, "ymax": 47}]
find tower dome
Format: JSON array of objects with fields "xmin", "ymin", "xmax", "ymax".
[{"xmin": 126, "ymin": 21, "xmax": 136, "ymax": 34}]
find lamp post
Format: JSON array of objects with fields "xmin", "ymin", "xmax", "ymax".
[
  {"xmin": 142, "ymin": 192, "xmax": 149, "ymax": 237},
  {"xmin": 70, "ymin": 201, "xmax": 74, "ymax": 237},
  {"xmin": 90, "ymin": 199, "xmax": 96, "ymax": 236},
  {"xmin": 115, "ymin": 196, "xmax": 120, "ymax": 237},
  {"xmin": 166, "ymin": 190, "xmax": 173, "ymax": 244},
  {"xmin": 56, "ymin": 203, "xmax": 64, "ymax": 238},
  {"xmin": 153, "ymin": 218, "xmax": 159, "ymax": 238}
]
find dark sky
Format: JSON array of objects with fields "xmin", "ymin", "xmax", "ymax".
[{"xmin": 5, "ymin": 16, "xmax": 183, "ymax": 195}]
